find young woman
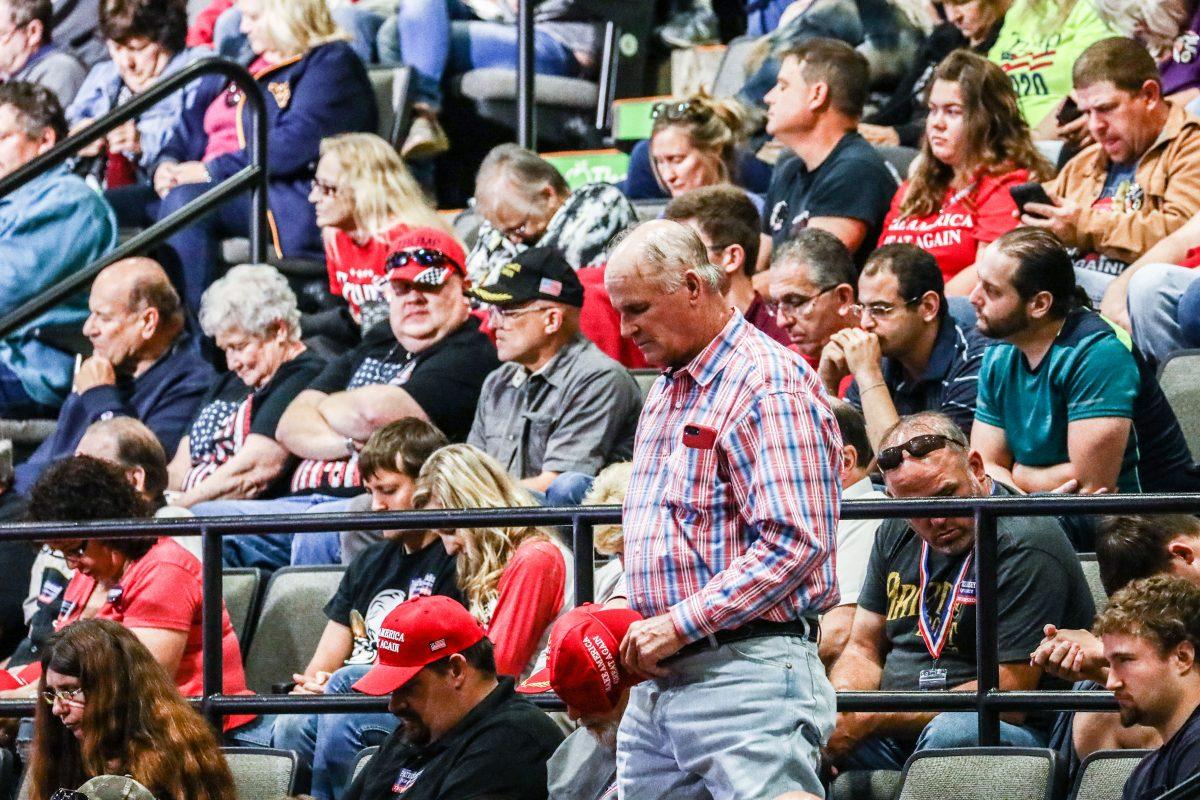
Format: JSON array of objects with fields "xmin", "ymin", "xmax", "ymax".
[
  {"xmin": 877, "ymin": 50, "xmax": 1053, "ymax": 293},
  {"xmin": 28, "ymin": 619, "xmax": 236, "ymax": 800},
  {"xmin": 647, "ymin": 91, "xmax": 761, "ymax": 204}
]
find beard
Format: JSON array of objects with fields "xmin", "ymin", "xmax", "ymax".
[
  {"xmin": 976, "ymin": 306, "xmax": 1029, "ymax": 340},
  {"xmin": 397, "ymin": 712, "xmax": 432, "ymax": 746},
  {"xmin": 585, "ymin": 720, "xmax": 619, "ymax": 754},
  {"xmin": 1118, "ymin": 702, "xmax": 1145, "ymax": 728}
]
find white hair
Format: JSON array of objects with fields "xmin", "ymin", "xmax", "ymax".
[
  {"xmin": 198, "ymin": 263, "xmax": 302, "ymax": 341},
  {"xmin": 1093, "ymin": 0, "xmax": 1190, "ymax": 55},
  {"xmin": 614, "ymin": 220, "xmax": 725, "ymax": 293}
]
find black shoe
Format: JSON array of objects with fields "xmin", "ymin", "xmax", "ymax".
[{"xmin": 657, "ymin": 9, "xmax": 720, "ymax": 48}]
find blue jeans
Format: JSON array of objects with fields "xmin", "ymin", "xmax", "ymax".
[
  {"xmin": 617, "ymin": 636, "xmax": 834, "ymax": 799},
  {"xmin": 840, "ymin": 712, "xmax": 1050, "ymax": 771},
  {"xmin": 214, "ymin": 5, "xmax": 386, "ymax": 64},
  {"xmin": 192, "ymin": 494, "xmax": 343, "ymax": 571},
  {"xmin": 1128, "ymin": 263, "xmax": 1200, "ymax": 366},
  {"xmin": 290, "ymin": 496, "xmax": 362, "ymax": 566},
  {"xmin": 272, "ymin": 664, "xmax": 399, "ymax": 800},
  {"xmin": 395, "ymin": 0, "xmax": 579, "ymax": 108},
  {"xmin": 0, "ymin": 359, "xmax": 59, "ymax": 418},
  {"xmin": 545, "ymin": 472, "xmax": 595, "ymax": 506}
]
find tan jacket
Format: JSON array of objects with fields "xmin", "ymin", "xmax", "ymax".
[{"xmin": 1048, "ymin": 102, "xmax": 1200, "ymax": 263}]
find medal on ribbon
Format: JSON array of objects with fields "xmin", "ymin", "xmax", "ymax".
[{"xmin": 917, "ymin": 541, "xmax": 974, "ymax": 659}]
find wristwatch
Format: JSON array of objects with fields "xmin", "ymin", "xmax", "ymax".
[{"xmin": 345, "ymin": 437, "xmax": 357, "ymax": 456}]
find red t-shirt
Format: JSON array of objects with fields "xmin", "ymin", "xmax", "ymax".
[
  {"xmin": 486, "ymin": 538, "xmax": 567, "ymax": 680},
  {"xmin": 55, "ymin": 538, "xmax": 253, "ymax": 729},
  {"xmin": 325, "ymin": 223, "xmax": 413, "ymax": 323},
  {"xmin": 878, "ymin": 169, "xmax": 1029, "ymax": 282},
  {"xmin": 577, "ymin": 265, "xmax": 648, "ymax": 369}
]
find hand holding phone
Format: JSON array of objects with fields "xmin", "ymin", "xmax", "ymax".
[{"xmin": 1009, "ymin": 182, "xmax": 1055, "ymax": 219}]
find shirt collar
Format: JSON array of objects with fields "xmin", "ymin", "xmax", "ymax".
[
  {"xmin": 522, "ymin": 333, "xmax": 586, "ymax": 388},
  {"xmin": 670, "ymin": 311, "xmax": 744, "ymax": 388},
  {"xmin": 843, "ymin": 475, "xmax": 881, "ymax": 499},
  {"xmin": 885, "ymin": 315, "xmax": 961, "ymax": 387}
]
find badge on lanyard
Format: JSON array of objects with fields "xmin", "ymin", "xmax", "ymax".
[
  {"xmin": 916, "ymin": 541, "xmax": 974, "ymax": 661},
  {"xmin": 919, "ymin": 667, "xmax": 949, "ymax": 691}
]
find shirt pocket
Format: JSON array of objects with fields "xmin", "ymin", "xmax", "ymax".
[
  {"xmin": 662, "ymin": 444, "xmax": 722, "ymax": 523},
  {"xmin": 521, "ymin": 411, "xmax": 554, "ymax": 474}
]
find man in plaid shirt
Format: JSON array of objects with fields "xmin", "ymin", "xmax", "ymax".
[{"xmin": 606, "ymin": 220, "xmax": 844, "ymax": 799}]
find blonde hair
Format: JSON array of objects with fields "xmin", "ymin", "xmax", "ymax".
[
  {"xmin": 1092, "ymin": 0, "xmax": 1190, "ymax": 56},
  {"xmin": 583, "ymin": 462, "xmax": 631, "ymax": 556},
  {"xmin": 650, "ymin": 90, "xmax": 760, "ymax": 188},
  {"xmin": 241, "ymin": 0, "xmax": 347, "ymax": 58},
  {"xmin": 412, "ymin": 444, "xmax": 550, "ymax": 621},
  {"xmin": 320, "ymin": 133, "xmax": 449, "ymax": 238}
]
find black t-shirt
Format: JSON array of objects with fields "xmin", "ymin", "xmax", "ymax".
[
  {"xmin": 1124, "ymin": 704, "xmax": 1200, "ymax": 800},
  {"xmin": 182, "ymin": 351, "xmax": 326, "ymax": 497},
  {"xmin": 344, "ymin": 678, "xmax": 564, "ymax": 800},
  {"xmin": 290, "ymin": 319, "xmax": 500, "ymax": 495},
  {"xmin": 857, "ymin": 484, "xmax": 1095, "ymax": 702},
  {"xmin": 763, "ymin": 132, "xmax": 897, "ymax": 265},
  {"xmin": 7, "ymin": 552, "xmax": 71, "ymax": 667},
  {"xmin": 325, "ymin": 538, "xmax": 462, "ymax": 666}
]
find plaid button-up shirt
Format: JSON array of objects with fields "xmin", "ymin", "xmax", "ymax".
[{"xmin": 623, "ymin": 312, "xmax": 843, "ymax": 642}]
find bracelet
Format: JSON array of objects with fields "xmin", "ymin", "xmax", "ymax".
[
  {"xmin": 344, "ymin": 437, "xmax": 358, "ymax": 457},
  {"xmin": 858, "ymin": 380, "xmax": 888, "ymax": 395}
]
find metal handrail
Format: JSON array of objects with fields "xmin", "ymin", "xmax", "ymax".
[
  {"xmin": 3, "ymin": 493, "xmax": 1199, "ymax": 729},
  {"xmin": 0, "ymin": 57, "xmax": 268, "ymax": 339}
]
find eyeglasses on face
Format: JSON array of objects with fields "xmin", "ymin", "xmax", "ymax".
[
  {"xmin": 52, "ymin": 540, "xmax": 88, "ymax": 561},
  {"xmin": 486, "ymin": 304, "xmax": 554, "ymax": 327},
  {"xmin": 776, "ymin": 285, "xmax": 837, "ymax": 317},
  {"xmin": 850, "ymin": 296, "xmax": 922, "ymax": 320},
  {"xmin": 876, "ymin": 434, "xmax": 963, "ymax": 471},
  {"xmin": 42, "ymin": 687, "xmax": 84, "ymax": 706},
  {"xmin": 310, "ymin": 177, "xmax": 341, "ymax": 198}
]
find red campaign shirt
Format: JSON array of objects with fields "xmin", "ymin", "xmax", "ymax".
[
  {"xmin": 55, "ymin": 538, "xmax": 254, "ymax": 730},
  {"xmin": 577, "ymin": 266, "xmax": 648, "ymax": 369},
  {"xmin": 485, "ymin": 538, "xmax": 567, "ymax": 679},
  {"xmin": 879, "ymin": 169, "xmax": 1029, "ymax": 282},
  {"xmin": 325, "ymin": 223, "xmax": 413, "ymax": 322}
]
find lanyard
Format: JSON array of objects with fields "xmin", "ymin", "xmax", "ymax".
[{"xmin": 917, "ymin": 541, "xmax": 974, "ymax": 660}]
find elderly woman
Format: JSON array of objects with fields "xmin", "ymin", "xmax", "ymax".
[
  {"xmin": 68, "ymin": 0, "xmax": 207, "ymax": 187},
  {"xmin": 115, "ymin": 0, "xmax": 376, "ymax": 315},
  {"xmin": 166, "ymin": 264, "xmax": 323, "ymax": 507}
]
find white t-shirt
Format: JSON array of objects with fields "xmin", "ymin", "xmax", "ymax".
[{"xmin": 836, "ymin": 476, "xmax": 887, "ymax": 606}]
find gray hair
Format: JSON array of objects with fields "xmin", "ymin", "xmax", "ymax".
[
  {"xmin": 198, "ymin": 263, "xmax": 301, "ymax": 341},
  {"xmin": 474, "ymin": 143, "xmax": 569, "ymax": 215},
  {"xmin": 771, "ymin": 228, "xmax": 856, "ymax": 289},
  {"xmin": 617, "ymin": 220, "xmax": 726, "ymax": 293},
  {"xmin": 879, "ymin": 411, "xmax": 969, "ymax": 453}
]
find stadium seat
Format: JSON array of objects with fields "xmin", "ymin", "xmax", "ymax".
[
  {"xmin": 350, "ymin": 745, "xmax": 380, "ymax": 787},
  {"xmin": 1078, "ymin": 553, "xmax": 1108, "ymax": 613},
  {"xmin": 368, "ymin": 65, "xmax": 415, "ymax": 149},
  {"xmin": 222, "ymin": 747, "xmax": 297, "ymax": 800},
  {"xmin": 1158, "ymin": 349, "xmax": 1200, "ymax": 457},
  {"xmin": 710, "ymin": 35, "xmax": 759, "ymax": 98},
  {"xmin": 222, "ymin": 567, "xmax": 265, "ymax": 649},
  {"xmin": 1071, "ymin": 749, "xmax": 1151, "ymax": 800},
  {"xmin": 896, "ymin": 748, "xmax": 1063, "ymax": 800},
  {"xmin": 241, "ymin": 565, "xmax": 344, "ymax": 694},
  {"xmin": 630, "ymin": 369, "xmax": 659, "ymax": 401},
  {"xmin": 830, "ymin": 768, "xmax": 903, "ymax": 800},
  {"xmin": 876, "ymin": 146, "xmax": 919, "ymax": 184}
]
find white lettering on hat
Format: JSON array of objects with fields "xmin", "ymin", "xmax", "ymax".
[
  {"xmin": 581, "ymin": 635, "xmax": 617, "ymax": 692},
  {"xmin": 381, "ymin": 629, "xmax": 405, "ymax": 643},
  {"xmin": 379, "ymin": 639, "xmax": 401, "ymax": 653},
  {"xmin": 429, "ymin": 638, "xmax": 447, "ymax": 652}
]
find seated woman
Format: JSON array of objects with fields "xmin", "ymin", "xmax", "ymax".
[
  {"xmin": 114, "ymin": 0, "xmax": 377, "ymax": 314},
  {"xmin": 10, "ymin": 456, "xmax": 258, "ymax": 736},
  {"xmin": 617, "ymin": 91, "xmax": 769, "ymax": 205},
  {"xmin": 27, "ymin": 619, "xmax": 235, "ymax": 800},
  {"xmin": 68, "ymin": 0, "xmax": 207, "ymax": 189},
  {"xmin": 308, "ymin": 132, "xmax": 450, "ymax": 341},
  {"xmin": 416, "ymin": 443, "xmax": 573, "ymax": 680},
  {"xmin": 1094, "ymin": 0, "xmax": 1200, "ymax": 105},
  {"xmin": 165, "ymin": 264, "xmax": 325, "ymax": 508},
  {"xmin": 877, "ymin": 50, "xmax": 1053, "ymax": 293}
]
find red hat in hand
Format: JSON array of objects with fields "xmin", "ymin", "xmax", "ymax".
[
  {"xmin": 517, "ymin": 604, "xmax": 644, "ymax": 714},
  {"xmin": 352, "ymin": 595, "xmax": 485, "ymax": 696}
]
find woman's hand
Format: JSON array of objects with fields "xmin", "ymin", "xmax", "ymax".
[
  {"xmin": 106, "ymin": 120, "xmax": 142, "ymax": 156},
  {"xmin": 290, "ymin": 671, "xmax": 332, "ymax": 694},
  {"xmin": 858, "ymin": 123, "xmax": 900, "ymax": 147},
  {"xmin": 171, "ymin": 161, "xmax": 211, "ymax": 186}
]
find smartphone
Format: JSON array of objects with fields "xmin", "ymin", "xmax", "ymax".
[
  {"xmin": 1009, "ymin": 182, "xmax": 1055, "ymax": 218},
  {"xmin": 682, "ymin": 423, "xmax": 717, "ymax": 449},
  {"xmin": 1056, "ymin": 96, "xmax": 1082, "ymax": 126}
]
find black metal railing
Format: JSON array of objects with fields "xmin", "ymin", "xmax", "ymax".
[
  {"xmin": 0, "ymin": 493, "xmax": 1197, "ymax": 735},
  {"xmin": 0, "ymin": 57, "xmax": 269, "ymax": 339}
]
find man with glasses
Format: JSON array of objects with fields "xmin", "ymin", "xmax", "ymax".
[
  {"xmin": 826, "ymin": 411, "xmax": 1094, "ymax": 772},
  {"xmin": 0, "ymin": 0, "xmax": 84, "ymax": 107},
  {"xmin": 766, "ymin": 228, "xmax": 858, "ymax": 369},
  {"xmin": 466, "ymin": 246, "xmax": 641, "ymax": 504},
  {"xmin": 199, "ymin": 228, "xmax": 499, "ymax": 571},
  {"xmin": 820, "ymin": 243, "xmax": 989, "ymax": 449}
]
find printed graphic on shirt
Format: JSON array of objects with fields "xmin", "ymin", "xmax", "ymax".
[
  {"xmin": 885, "ymin": 572, "xmax": 965, "ymax": 646},
  {"xmin": 183, "ymin": 396, "xmax": 253, "ymax": 490},
  {"xmin": 1174, "ymin": 30, "xmax": 1200, "ymax": 65},
  {"xmin": 995, "ymin": 33, "xmax": 1060, "ymax": 98},
  {"xmin": 345, "ymin": 574, "xmax": 441, "ymax": 664},
  {"xmin": 392, "ymin": 767, "xmax": 424, "ymax": 795}
]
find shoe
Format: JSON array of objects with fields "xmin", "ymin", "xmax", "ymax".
[
  {"xmin": 657, "ymin": 9, "xmax": 720, "ymax": 48},
  {"xmin": 402, "ymin": 105, "xmax": 450, "ymax": 160}
]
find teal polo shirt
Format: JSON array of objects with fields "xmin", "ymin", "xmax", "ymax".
[{"xmin": 975, "ymin": 308, "xmax": 1141, "ymax": 492}]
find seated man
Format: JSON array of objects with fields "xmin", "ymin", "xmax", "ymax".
[
  {"xmin": 1022, "ymin": 37, "xmax": 1200, "ymax": 303},
  {"xmin": 467, "ymin": 247, "xmax": 641, "ymax": 502},
  {"xmin": 15, "ymin": 257, "xmax": 212, "ymax": 495},
  {"xmin": 1095, "ymin": 575, "xmax": 1200, "ymax": 800},
  {"xmin": 515, "ymin": 604, "xmax": 646, "ymax": 800},
  {"xmin": 663, "ymin": 185, "xmax": 791, "ymax": 347},
  {"xmin": 822, "ymin": 243, "xmax": 988, "ymax": 448},
  {"xmin": 272, "ymin": 418, "xmax": 461, "ymax": 799},
  {"xmin": 760, "ymin": 38, "xmax": 897, "ymax": 268},
  {"xmin": 970, "ymin": 227, "xmax": 1200, "ymax": 494},
  {"xmin": 0, "ymin": 0, "xmax": 85, "ymax": 107},
  {"xmin": 822, "ymin": 400, "xmax": 887, "ymax": 668},
  {"xmin": 345, "ymin": 595, "xmax": 564, "ymax": 800},
  {"xmin": 826, "ymin": 412, "xmax": 1094, "ymax": 771},
  {"xmin": 0, "ymin": 80, "xmax": 117, "ymax": 418},
  {"xmin": 766, "ymin": 228, "xmax": 858, "ymax": 369},
  {"xmin": 200, "ymin": 228, "xmax": 500, "ymax": 571}
]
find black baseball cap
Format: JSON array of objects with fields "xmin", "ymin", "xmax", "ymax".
[{"xmin": 468, "ymin": 247, "xmax": 584, "ymax": 308}]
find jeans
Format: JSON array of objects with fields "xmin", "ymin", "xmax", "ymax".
[
  {"xmin": 273, "ymin": 664, "xmax": 399, "ymax": 800},
  {"xmin": 0, "ymin": 359, "xmax": 58, "ymax": 418},
  {"xmin": 545, "ymin": 472, "xmax": 596, "ymax": 506},
  {"xmin": 395, "ymin": 0, "xmax": 579, "ymax": 108},
  {"xmin": 840, "ymin": 712, "xmax": 1050, "ymax": 771},
  {"xmin": 224, "ymin": 711, "xmax": 277, "ymax": 747},
  {"xmin": 290, "ymin": 496, "xmax": 363, "ymax": 566},
  {"xmin": 213, "ymin": 5, "xmax": 386, "ymax": 64},
  {"xmin": 617, "ymin": 635, "xmax": 834, "ymax": 799},
  {"xmin": 1127, "ymin": 263, "xmax": 1200, "ymax": 366},
  {"xmin": 192, "ymin": 493, "xmax": 343, "ymax": 571},
  {"xmin": 745, "ymin": 0, "xmax": 799, "ymax": 37}
]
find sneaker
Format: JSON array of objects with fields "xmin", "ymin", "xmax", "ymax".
[
  {"xmin": 657, "ymin": 9, "xmax": 720, "ymax": 48},
  {"xmin": 402, "ymin": 105, "xmax": 450, "ymax": 160}
]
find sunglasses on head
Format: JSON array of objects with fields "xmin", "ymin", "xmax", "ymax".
[
  {"xmin": 650, "ymin": 100, "xmax": 708, "ymax": 122},
  {"xmin": 876, "ymin": 434, "xmax": 962, "ymax": 472},
  {"xmin": 386, "ymin": 248, "xmax": 456, "ymax": 271}
]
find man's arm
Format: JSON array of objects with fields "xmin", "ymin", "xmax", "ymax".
[
  {"xmin": 830, "ymin": 328, "xmax": 898, "ymax": 449},
  {"xmin": 808, "ymin": 216, "xmax": 869, "ymax": 257},
  {"xmin": 276, "ymin": 389, "xmax": 345, "ymax": 460},
  {"xmin": 316, "ymin": 384, "xmax": 431, "ymax": 442},
  {"xmin": 819, "ymin": 604, "xmax": 856, "ymax": 669},
  {"xmin": 1012, "ymin": 417, "xmax": 1130, "ymax": 494},
  {"xmin": 1102, "ymin": 210, "xmax": 1200, "ymax": 330},
  {"xmin": 970, "ymin": 420, "xmax": 1017, "ymax": 487},
  {"xmin": 292, "ymin": 620, "xmax": 353, "ymax": 694}
]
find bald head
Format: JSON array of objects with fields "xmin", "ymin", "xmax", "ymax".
[
  {"xmin": 76, "ymin": 416, "xmax": 168, "ymax": 504},
  {"xmin": 85, "ymin": 257, "xmax": 184, "ymax": 373},
  {"xmin": 96, "ymin": 258, "xmax": 183, "ymax": 324}
]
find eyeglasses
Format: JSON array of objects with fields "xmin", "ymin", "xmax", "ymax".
[
  {"xmin": 776, "ymin": 285, "xmax": 837, "ymax": 317},
  {"xmin": 53, "ymin": 541, "xmax": 88, "ymax": 561},
  {"xmin": 386, "ymin": 248, "xmax": 456, "ymax": 271},
  {"xmin": 877, "ymin": 434, "xmax": 963, "ymax": 472},
  {"xmin": 851, "ymin": 297, "xmax": 922, "ymax": 320},
  {"xmin": 42, "ymin": 687, "xmax": 84, "ymax": 707},
  {"xmin": 487, "ymin": 304, "xmax": 554, "ymax": 327},
  {"xmin": 310, "ymin": 177, "xmax": 341, "ymax": 198},
  {"xmin": 650, "ymin": 100, "xmax": 707, "ymax": 122}
]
